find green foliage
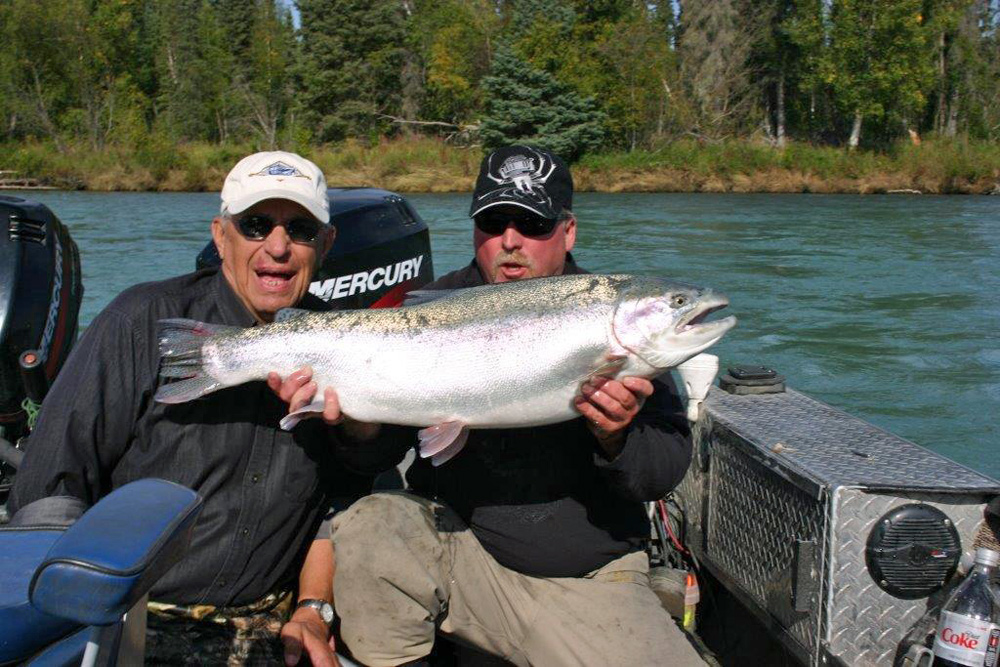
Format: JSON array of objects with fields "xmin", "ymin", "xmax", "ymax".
[
  {"xmin": 0, "ymin": 0, "xmax": 996, "ymax": 168},
  {"xmin": 479, "ymin": 46, "xmax": 606, "ymax": 161},
  {"xmin": 296, "ymin": 0, "xmax": 407, "ymax": 142},
  {"xmin": 821, "ymin": 0, "xmax": 935, "ymax": 142},
  {"xmin": 407, "ymin": 0, "xmax": 498, "ymax": 125}
]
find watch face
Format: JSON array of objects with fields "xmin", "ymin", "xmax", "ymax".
[
  {"xmin": 300, "ymin": 599, "xmax": 334, "ymax": 625},
  {"xmin": 319, "ymin": 602, "xmax": 334, "ymax": 624}
]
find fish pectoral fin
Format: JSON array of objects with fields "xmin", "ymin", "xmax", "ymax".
[
  {"xmin": 279, "ymin": 399, "xmax": 327, "ymax": 431},
  {"xmin": 417, "ymin": 422, "xmax": 469, "ymax": 466},
  {"xmin": 275, "ymin": 307, "xmax": 311, "ymax": 322},
  {"xmin": 580, "ymin": 355, "xmax": 628, "ymax": 384}
]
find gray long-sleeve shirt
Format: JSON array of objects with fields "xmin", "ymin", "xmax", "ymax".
[{"xmin": 10, "ymin": 269, "xmax": 391, "ymax": 606}]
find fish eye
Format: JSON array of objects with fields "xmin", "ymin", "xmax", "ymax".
[{"xmin": 670, "ymin": 295, "xmax": 687, "ymax": 309}]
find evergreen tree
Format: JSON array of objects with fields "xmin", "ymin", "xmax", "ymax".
[
  {"xmin": 153, "ymin": 0, "xmax": 221, "ymax": 141},
  {"xmin": 296, "ymin": 0, "xmax": 407, "ymax": 142},
  {"xmin": 478, "ymin": 46, "xmax": 606, "ymax": 161}
]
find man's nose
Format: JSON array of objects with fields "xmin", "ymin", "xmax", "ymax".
[
  {"xmin": 262, "ymin": 224, "xmax": 292, "ymax": 258},
  {"xmin": 500, "ymin": 224, "xmax": 523, "ymax": 250}
]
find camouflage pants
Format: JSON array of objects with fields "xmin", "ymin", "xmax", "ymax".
[{"xmin": 145, "ymin": 590, "xmax": 293, "ymax": 666}]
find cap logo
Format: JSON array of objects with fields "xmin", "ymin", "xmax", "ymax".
[
  {"xmin": 250, "ymin": 161, "xmax": 310, "ymax": 179},
  {"xmin": 485, "ymin": 149, "xmax": 556, "ymax": 195}
]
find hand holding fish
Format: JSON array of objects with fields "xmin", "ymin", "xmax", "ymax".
[
  {"xmin": 267, "ymin": 366, "xmax": 381, "ymax": 441},
  {"xmin": 575, "ymin": 376, "xmax": 654, "ymax": 458}
]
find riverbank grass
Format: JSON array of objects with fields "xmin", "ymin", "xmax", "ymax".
[{"xmin": 1, "ymin": 137, "xmax": 997, "ymax": 194}]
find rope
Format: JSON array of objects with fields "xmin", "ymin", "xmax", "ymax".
[{"xmin": 21, "ymin": 397, "xmax": 41, "ymax": 431}]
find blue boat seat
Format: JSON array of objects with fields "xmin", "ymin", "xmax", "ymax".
[
  {"xmin": 0, "ymin": 479, "xmax": 203, "ymax": 664},
  {"xmin": 0, "ymin": 527, "xmax": 79, "ymax": 665}
]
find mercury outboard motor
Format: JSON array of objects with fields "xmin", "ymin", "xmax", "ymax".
[
  {"xmin": 0, "ymin": 196, "xmax": 83, "ymax": 466},
  {"xmin": 196, "ymin": 187, "xmax": 435, "ymax": 308}
]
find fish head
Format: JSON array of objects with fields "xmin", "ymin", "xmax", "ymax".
[{"xmin": 612, "ymin": 278, "xmax": 736, "ymax": 370}]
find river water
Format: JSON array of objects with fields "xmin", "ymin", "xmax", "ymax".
[{"xmin": 5, "ymin": 190, "xmax": 999, "ymax": 478}]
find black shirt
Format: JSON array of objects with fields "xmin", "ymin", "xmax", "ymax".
[
  {"xmin": 403, "ymin": 257, "xmax": 693, "ymax": 577},
  {"xmin": 10, "ymin": 269, "xmax": 387, "ymax": 606}
]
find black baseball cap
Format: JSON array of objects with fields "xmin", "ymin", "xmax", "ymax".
[{"xmin": 469, "ymin": 146, "xmax": 573, "ymax": 220}]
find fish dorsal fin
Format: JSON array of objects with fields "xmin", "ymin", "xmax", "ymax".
[
  {"xmin": 404, "ymin": 289, "xmax": 461, "ymax": 307},
  {"xmin": 275, "ymin": 307, "xmax": 311, "ymax": 322}
]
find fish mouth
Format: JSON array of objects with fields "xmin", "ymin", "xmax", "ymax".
[{"xmin": 676, "ymin": 295, "xmax": 737, "ymax": 336}]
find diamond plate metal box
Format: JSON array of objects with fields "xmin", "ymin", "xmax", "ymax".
[{"xmin": 675, "ymin": 387, "xmax": 1000, "ymax": 667}]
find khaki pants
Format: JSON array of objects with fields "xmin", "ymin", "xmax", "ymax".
[{"xmin": 332, "ymin": 492, "xmax": 706, "ymax": 667}]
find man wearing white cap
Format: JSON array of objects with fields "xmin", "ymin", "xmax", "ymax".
[{"xmin": 9, "ymin": 151, "xmax": 384, "ymax": 666}]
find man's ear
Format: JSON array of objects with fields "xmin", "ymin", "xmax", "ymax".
[
  {"xmin": 563, "ymin": 216, "xmax": 577, "ymax": 253},
  {"xmin": 318, "ymin": 225, "xmax": 336, "ymax": 267},
  {"xmin": 211, "ymin": 216, "xmax": 227, "ymax": 261}
]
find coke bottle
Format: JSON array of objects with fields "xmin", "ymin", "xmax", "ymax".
[{"xmin": 933, "ymin": 548, "xmax": 1000, "ymax": 667}]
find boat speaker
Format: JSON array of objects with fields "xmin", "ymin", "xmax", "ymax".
[{"xmin": 866, "ymin": 503, "xmax": 961, "ymax": 599}]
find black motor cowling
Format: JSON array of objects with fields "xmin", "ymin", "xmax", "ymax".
[
  {"xmin": 197, "ymin": 187, "xmax": 435, "ymax": 309},
  {"xmin": 0, "ymin": 195, "xmax": 83, "ymax": 439}
]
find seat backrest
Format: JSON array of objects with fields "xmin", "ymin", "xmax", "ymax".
[{"xmin": 29, "ymin": 478, "xmax": 203, "ymax": 626}]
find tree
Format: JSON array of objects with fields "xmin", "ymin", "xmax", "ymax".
[
  {"xmin": 747, "ymin": 0, "xmax": 800, "ymax": 147},
  {"xmin": 821, "ymin": 0, "xmax": 934, "ymax": 148},
  {"xmin": 963, "ymin": 0, "xmax": 1000, "ymax": 139},
  {"xmin": 478, "ymin": 46, "xmax": 606, "ymax": 161},
  {"xmin": 677, "ymin": 0, "xmax": 758, "ymax": 138},
  {"xmin": 296, "ymin": 0, "xmax": 407, "ymax": 142},
  {"xmin": 238, "ymin": 1, "xmax": 297, "ymax": 147},
  {"xmin": 408, "ymin": 0, "xmax": 499, "ymax": 126},
  {"xmin": 590, "ymin": 6, "xmax": 679, "ymax": 149},
  {"xmin": 783, "ymin": 0, "xmax": 831, "ymax": 140}
]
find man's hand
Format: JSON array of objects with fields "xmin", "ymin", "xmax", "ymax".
[
  {"xmin": 267, "ymin": 366, "xmax": 344, "ymax": 425},
  {"xmin": 267, "ymin": 367, "xmax": 380, "ymax": 440},
  {"xmin": 574, "ymin": 376, "xmax": 654, "ymax": 458},
  {"xmin": 280, "ymin": 605, "xmax": 339, "ymax": 667}
]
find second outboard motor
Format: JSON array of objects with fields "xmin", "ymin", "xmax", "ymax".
[
  {"xmin": 0, "ymin": 196, "xmax": 83, "ymax": 474},
  {"xmin": 197, "ymin": 188, "xmax": 434, "ymax": 308}
]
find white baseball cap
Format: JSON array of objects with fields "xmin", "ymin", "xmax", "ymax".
[{"xmin": 220, "ymin": 151, "xmax": 330, "ymax": 224}]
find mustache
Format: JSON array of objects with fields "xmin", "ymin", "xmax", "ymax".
[{"xmin": 492, "ymin": 252, "xmax": 533, "ymax": 271}]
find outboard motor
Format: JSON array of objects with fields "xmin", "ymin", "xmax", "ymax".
[
  {"xmin": 0, "ymin": 196, "xmax": 83, "ymax": 503},
  {"xmin": 197, "ymin": 187, "xmax": 434, "ymax": 308}
]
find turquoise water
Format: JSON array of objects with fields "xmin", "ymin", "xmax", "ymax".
[{"xmin": 5, "ymin": 190, "xmax": 999, "ymax": 478}]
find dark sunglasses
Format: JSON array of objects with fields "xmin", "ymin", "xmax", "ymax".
[
  {"xmin": 473, "ymin": 210, "xmax": 559, "ymax": 237},
  {"xmin": 235, "ymin": 214, "xmax": 323, "ymax": 244}
]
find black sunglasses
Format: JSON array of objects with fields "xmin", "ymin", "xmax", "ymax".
[
  {"xmin": 235, "ymin": 214, "xmax": 323, "ymax": 244},
  {"xmin": 473, "ymin": 210, "xmax": 560, "ymax": 237}
]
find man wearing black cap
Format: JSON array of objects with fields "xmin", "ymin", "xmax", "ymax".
[{"xmin": 321, "ymin": 146, "xmax": 705, "ymax": 666}]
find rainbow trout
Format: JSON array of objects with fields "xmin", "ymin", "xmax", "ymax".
[{"xmin": 156, "ymin": 274, "xmax": 736, "ymax": 464}]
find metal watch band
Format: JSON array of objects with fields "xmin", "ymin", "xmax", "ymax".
[{"xmin": 296, "ymin": 598, "xmax": 334, "ymax": 626}]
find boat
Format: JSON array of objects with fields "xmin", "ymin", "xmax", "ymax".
[{"xmin": 0, "ymin": 192, "xmax": 997, "ymax": 666}]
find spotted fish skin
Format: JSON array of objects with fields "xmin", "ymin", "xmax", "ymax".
[{"xmin": 156, "ymin": 274, "xmax": 736, "ymax": 435}]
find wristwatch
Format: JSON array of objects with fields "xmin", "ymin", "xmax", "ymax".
[{"xmin": 296, "ymin": 598, "xmax": 335, "ymax": 626}]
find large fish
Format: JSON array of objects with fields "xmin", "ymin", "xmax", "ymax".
[{"xmin": 156, "ymin": 274, "xmax": 736, "ymax": 464}]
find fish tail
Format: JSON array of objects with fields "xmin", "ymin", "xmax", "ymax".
[{"xmin": 155, "ymin": 318, "xmax": 239, "ymax": 403}]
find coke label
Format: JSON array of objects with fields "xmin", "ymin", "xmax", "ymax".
[{"xmin": 933, "ymin": 611, "xmax": 999, "ymax": 666}]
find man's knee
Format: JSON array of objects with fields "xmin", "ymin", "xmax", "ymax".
[
  {"xmin": 335, "ymin": 492, "xmax": 431, "ymax": 535},
  {"xmin": 334, "ymin": 493, "xmax": 440, "ymax": 568}
]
